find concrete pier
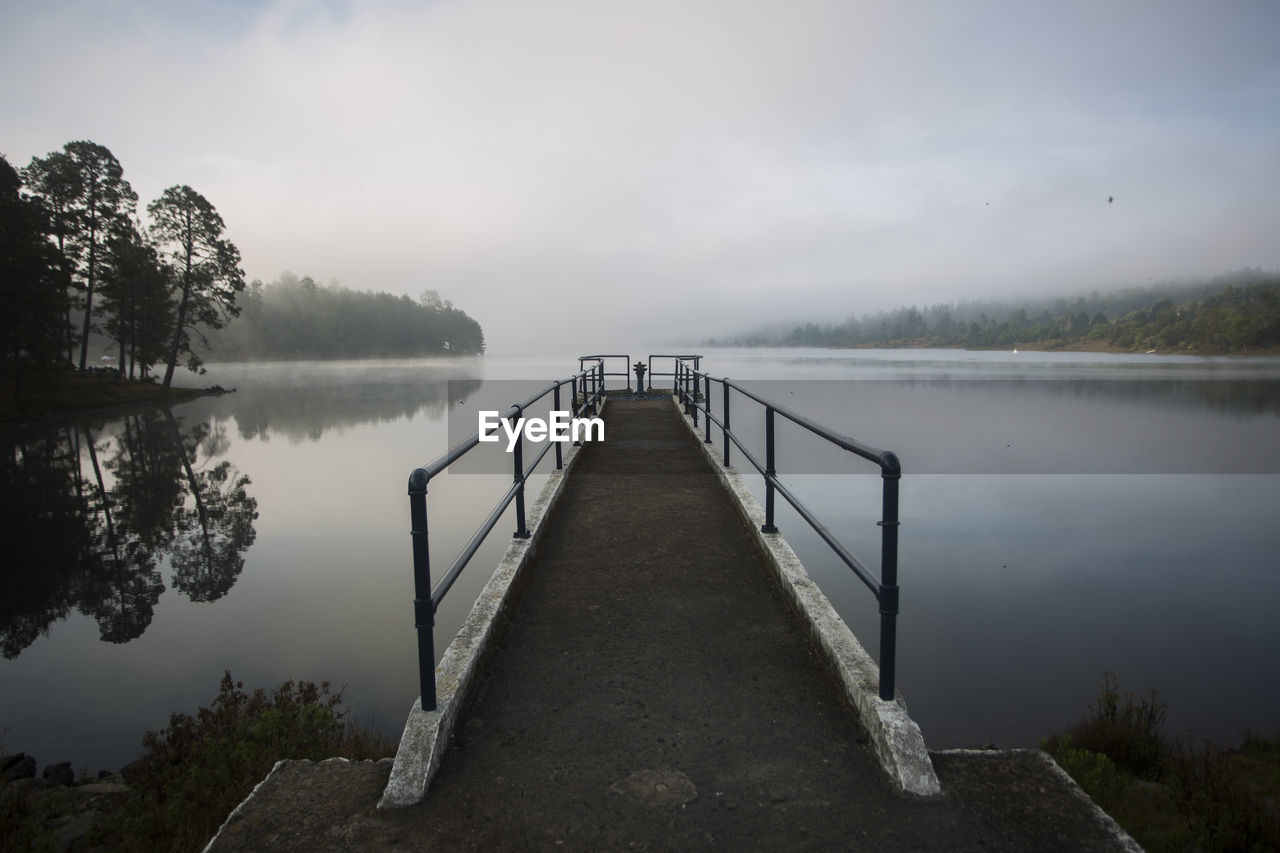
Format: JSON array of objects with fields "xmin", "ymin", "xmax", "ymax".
[{"xmin": 205, "ymin": 398, "xmax": 1139, "ymax": 852}]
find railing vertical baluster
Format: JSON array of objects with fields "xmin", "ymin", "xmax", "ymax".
[
  {"xmin": 553, "ymin": 384, "xmax": 563, "ymax": 469},
  {"xmin": 689, "ymin": 366, "xmax": 698, "ymax": 427},
  {"xmin": 408, "ymin": 468, "xmax": 437, "ymax": 711},
  {"xmin": 878, "ymin": 451, "xmax": 901, "ymax": 701},
  {"xmin": 691, "ymin": 363, "xmax": 701, "ymax": 420},
  {"xmin": 703, "ymin": 373, "xmax": 712, "ymax": 443},
  {"xmin": 722, "ymin": 379, "xmax": 731, "ymax": 467},
  {"xmin": 512, "ymin": 405, "xmax": 530, "ymax": 539},
  {"xmin": 762, "ymin": 406, "xmax": 778, "ymax": 533}
]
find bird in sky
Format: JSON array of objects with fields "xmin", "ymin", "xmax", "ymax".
[{"xmin": 1108, "ymin": 195, "xmax": 1114, "ymax": 204}]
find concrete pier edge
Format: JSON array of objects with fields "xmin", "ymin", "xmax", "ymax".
[
  {"xmin": 937, "ymin": 749, "xmax": 1144, "ymax": 852},
  {"xmin": 677, "ymin": 396, "xmax": 943, "ymax": 797},
  {"xmin": 376, "ymin": 410, "xmax": 593, "ymax": 809},
  {"xmin": 201, "ymin": 758, "xmax": 293, "ymax": 853}
]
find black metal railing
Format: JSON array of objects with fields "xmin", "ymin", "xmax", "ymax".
[
  {"xmin": 578, "ymin": 354, "xmax": 633, "ymax": 392},
  {"xmin": 406, "ymin": 361, "xmax": 607, "ymax": 711},
  {"xmin": 646, "ymin": 354, "xmax": 702, "ymax": 393},
  {"xmin": 674, "ymin": 357, "xmax": 904, "ymax": 701}
]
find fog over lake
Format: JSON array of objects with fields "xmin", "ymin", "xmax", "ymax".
[{"xmin": 2, "ymin": 348, "xmax": 1278, "ymax": 771}]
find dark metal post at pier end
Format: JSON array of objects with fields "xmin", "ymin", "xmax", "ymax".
[
  {"xmin": 634, "ymin": 361, "xmax": 647, "ymax": 394},
  {"xmin": 553, "ymin": 385, "xmax": 563, "ymax": 469},
  {"xmin": 722, "ymin": 380, "xmax": 731, "ymax": 467},
  {"xmin": 408, "ymin": 467, "xmax": 437, "ymax": 712},
  {"xmin": 512, "ymin": 404, "xmax": 530, "ymax": 539},
  {"xmin": 688, "ymin": 365, "xmax": 699, "ymax": 428},
  {"xmin": 878, "ymin": 451, "xmax": 901, "ymax": 701},
  {"xmin": 570, "ymin": 378, "xmax": 581, "ymax": 446},
  {"xmin": 703, "ymin": 374, "xmax": 712, "ymax": 443},
  {"xmin": 763, "ymin": 407, "xmax": 778, "ymax": 534}
]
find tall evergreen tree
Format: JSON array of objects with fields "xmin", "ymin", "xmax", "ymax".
[
  {"xmin": 0, "ymin": 155, "xmax": 65, "ymax": 395},
  {"xmin": 27, "ymin": 142, "xmax": 137, "ymax": 371},
  {"xmin": 19, "ymin": 150, "xmax": 81, "ymax": 363},
  {"xmin": 99, "ymin": 221, "xmax": 175, "ymax": 379},
  {"xmin": 147, "ymin": 186, "xmax": 245, "ymax": 389}
]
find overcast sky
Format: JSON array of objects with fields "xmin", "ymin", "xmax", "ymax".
[{"xmin": 4, "ymin": 0, "xmax": 1279, "ymax": 354}]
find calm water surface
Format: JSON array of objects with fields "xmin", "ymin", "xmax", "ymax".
[{"xmin": 2, "ymin": 348, "xmax": 1278, "ymax": 771}]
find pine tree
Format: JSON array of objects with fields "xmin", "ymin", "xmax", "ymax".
[{"xmin": 147, "ymin": 186, "xmax": 245, "ymax": 389}]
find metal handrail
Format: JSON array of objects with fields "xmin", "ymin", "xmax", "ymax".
[
  {"xmin": 675, "ymin": 360, "xmax": 903, "ymax": 701},
  {"xmin": 407, "ymin": 361, "xmax": 606, "ymax": 710},
  {"xmin": 647, "ymin": 353, "xmax": 702, "ymax": 392},
  {"xmin": 578, "ymin": 354, "xmax": 632, "ymax": 390}
]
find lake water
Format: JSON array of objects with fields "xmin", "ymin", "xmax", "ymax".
[{"xmin": 2, "ymin": 347, "xmax": 1278, "ymax": 773}]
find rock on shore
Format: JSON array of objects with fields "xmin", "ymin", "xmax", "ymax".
[{"xmin": 2, "ymin": 752, "xmax": 132, "ymax": 852}]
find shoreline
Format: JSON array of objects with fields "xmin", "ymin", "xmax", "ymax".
[
  {"xmin": 712, "ymin": 340, "xmax": 1280, "ymax": 357},
  {"xmin": 0, "ymin": 370, "xmax": 231, "ymax": 428}
]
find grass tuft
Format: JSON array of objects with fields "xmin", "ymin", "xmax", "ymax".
[
  {"xmin": 1044, "ymin": 671, "xmax": 1280, "ymax": 852},
  {"xmin": 97, "ymin": 671, "xmax": 396, "ymax": 852}
]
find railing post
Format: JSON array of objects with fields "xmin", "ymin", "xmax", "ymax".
[
  {"xmin": 703, "ymin": 373, "xmax": 712, "ymax": 443},
  {"xmin": 722, "ymin": 379, "xmax": 731, "ymax": 467},
  {"xmin": 511, "ymin": 405, "xmax": 530, "ymax": 539},
  {"xmin": 877, "ymin": 451, "xmax": 901, "ymax": 701},
  {"xmin": 689, "ymin": 367, "xmax": 698, "ymax": 427},
  {"xmin": 408, "ymin": 468, "xmax": 437, "ymax": 712},
  {"xmin": 553, "ymin": 384, "xmax": 563, "ymax": 469},
  {"xmin": 762, "ymin": 406, "xmax": 778, "ymax": 533}
]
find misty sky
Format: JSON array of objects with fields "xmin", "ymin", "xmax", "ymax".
[{"xmin": 4, "ymin": 1, "xmax": 1279, "ymax": 354}]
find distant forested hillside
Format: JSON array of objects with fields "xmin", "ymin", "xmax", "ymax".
[
  {"xmin": 717, "ymin": 270, "xmax": 1280, "ymax": 355},
  {"xmin": 207, "ymin": 272, "xmax": 484, "ymax": 359}
]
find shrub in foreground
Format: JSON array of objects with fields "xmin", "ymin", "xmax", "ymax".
[
  {"xmin": 1044, "ymin": 672, "xmax": 1280, "ymax": 852},
  {"xmin": 102, "ymin": 671, "xmax": 396, "ymax": 852}
]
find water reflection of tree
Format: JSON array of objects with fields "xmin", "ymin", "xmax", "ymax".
[
  {"xmin": 166, "ymin": 410, "xmax": 257, "ymax": 602},
  {"xmin": 0, "ymin": 430, "xmax": 97, "ymax": 658},
  {"xmin": 230, "ymin": 377, "xmax": 482, "ymax": 442},
  {"xmin": 81, "ymin": 422, "xmax": 164, "ymax": 643},
  {"xmin": 0, "ymin": 407, "xmax": 258, "ymax": 657}
]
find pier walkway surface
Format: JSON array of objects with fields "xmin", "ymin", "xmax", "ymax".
[{"xmin": 207, "ymin": 399, "xmax": 1136, "ymax": 852}]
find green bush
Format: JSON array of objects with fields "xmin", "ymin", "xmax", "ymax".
[
  {"xmin": 1061, "ymin": 671, "xmax": 1167, "ymax": 779},
  {"xmin": 1040, "ymin": 735, "xmax": 1128, "ymax": 806},
  {"xmin": 101, "ymin": 671, "xmax": 396, "ymax": 852},
  {"xmin": 1165, "ymin": 735, "xmax": 1280, "ymax": 852},
  {"xmin": 1045, "ymin": 672, "xmax": 1280, "ymax": 852}
]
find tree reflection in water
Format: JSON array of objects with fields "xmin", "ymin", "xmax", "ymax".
[{"xmin": 0, "ymin": 407, "xmax": 258, "ymax": 657}]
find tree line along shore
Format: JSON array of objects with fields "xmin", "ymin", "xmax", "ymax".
[
  {"xmin": 717, "ymin": 269, "xmax": 1280, "ymax": 355},
  {"xmin": 2, "ymin": 140, "xmax": 484, "ymax": 411}
]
